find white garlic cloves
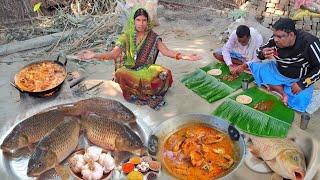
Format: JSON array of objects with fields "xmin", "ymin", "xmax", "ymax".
[
  {"xmin": 81, "ymin": 161, "xmax": 104, "ymax": 180},
  {"xmin": 69, "ymin": 154, "xmax": 86, "ymax": 173},
  {"xmin": 98, "ymin": 153, "xmax": 115, "ymax": 173},
  {"xmin": 84, "ymin": 146, "xmax": 103, "ymax": 162}
]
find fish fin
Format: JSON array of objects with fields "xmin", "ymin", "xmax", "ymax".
[
  {"xmin": 128, "ymin": 121, "xmax": 138, "ymax": 129},
  {"xmin": 75, "ymin": 143, "xmax": 82, "ymax": 151},
  {"xmin": 113, "ymin": 151, "xmax": 133, "ymax": 165},
  {"xmin": 265, "ymin": 159, "xmax": 280, "ymax": 174},
  {"xmin": 54, "ymin": 164, "xmax": 70, "ymax": 180},
  {"xmin": 27, "ymin": 143, "xmax": 36, "ymax": 152},
  {"xmin": 270, "ymin": 173, "xmax": 283, "ymax": 180},
  {"xmin": 250, "ymin": 149, "xmax": 261, "ymax": 158},
  {"xmin": 248, "ymin": 143, "xmax": 261, "ymax": 158},
  {"xmin": 266, "ymin": 158, "xmax": 277, "ymax": 166}
]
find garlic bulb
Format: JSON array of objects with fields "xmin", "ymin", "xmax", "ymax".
[
  {"xmin": 84, "ymin": 153, "xmax": 93, "ymax": 163},
  {"xmin": 69, "ymin": 154, "xmax": 86, "ymax": 173},
  {"xmin": 81, "ymin": 161, "xmax": 104, "ymax": 180},
  {"xmin": 98, "ymin": 153, "xmax": 115, "ymax": 173},
  {"xmin": 84, "ymin": 146, "xmax": 103, "ymax": 162}
]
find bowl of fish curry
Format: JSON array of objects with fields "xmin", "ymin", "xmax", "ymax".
[
  {"xmin": 12, "ymin": 54, "xmax": 67, "ymax": 97},
  {"xmin": 147, "ymin": 114, "xmax": 246, "ymax": 180}
]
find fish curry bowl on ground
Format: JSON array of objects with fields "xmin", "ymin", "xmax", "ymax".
[{"xmin": 148, "ymin": 114, "xmax": 246, "ymax": 180}]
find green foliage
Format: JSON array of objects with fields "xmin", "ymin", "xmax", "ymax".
[
  {"xmin": 33, "ymin": 2, "xmax": 42, "ymax": 12},
  {"xmin": 200, "ymin": 62, "xmax": 253, "ymax": 90},
  {"xmin": 212, "ymin": 87, "xmax": 295, "ymax": 138},
  {"xmin": 181, "ymin": 69, "xmax": 234, "ymax": 103},
  {"xmin": 181, "ymin": 62, "xmax": 253, "ymax": 103}
]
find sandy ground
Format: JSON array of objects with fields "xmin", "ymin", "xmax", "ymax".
[{"xmin": 0, "ymin": 7, "xmax": 319, "ymax": 180}]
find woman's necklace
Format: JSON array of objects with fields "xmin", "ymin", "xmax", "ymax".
[
  {"xmin": 136, "ymin": 36, "xmax": 143, "ymax": 46},
  {"xmin": 134, "ymin": 32, "xmax": 146, "ymax": 61},
  {"xmin": 135, "ymin": 32, "xmax": 146, "ymax": 46}
]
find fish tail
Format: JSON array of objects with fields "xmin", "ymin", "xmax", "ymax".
[{"xmin": 27, "ymin": 143, "xmax": 35, "ymax": 152}]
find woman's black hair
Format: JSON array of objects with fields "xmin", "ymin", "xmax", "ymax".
[
  {"xmin": 273, "ymin": 18, "xmax": 296, "ymax": 34},
  {"xmin": 134, "ymin": 8, "xmax": 149, "ymax": 21},
  {"xmin": 236, "ymin": 25, "xmax": 250, "ymax": 38}
]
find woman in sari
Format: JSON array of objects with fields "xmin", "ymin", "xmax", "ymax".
[{"xmin": 79, "ymin": 8, "xmax": 201, "ymax": 110}]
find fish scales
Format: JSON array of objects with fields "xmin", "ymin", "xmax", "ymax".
[
  {"xmin": 249, "ymin": 136, "xmax": 306, "ymax": 180},
  {"xmin": 83, "ymin": 115, "xmax": 127, "ymax": 150},
  {"xmin": 250, "ymin": 137, "xmax": 302, "ymax": 160},
  {"xmin": 59, "ymin": 97, "xmax": 136, "ymax": 123},
  {"xmin": 82, "ymin": 114, "xmax": 144, "ymax": 153},
  {"xmin": 1, "ymin": 109, "xmax": 67, "ymax": 152},
  {"xmin": 27, "ymin": 117, "xmax": 80, "ymax": 177},
  {"xmin": 37, "ymin": 117, "xmax": 80, "ymax": 162}
]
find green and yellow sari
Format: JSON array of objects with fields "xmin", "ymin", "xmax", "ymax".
[{"xmin": 114, "ymin": 8, "xmax": 173, "ymax": 110}]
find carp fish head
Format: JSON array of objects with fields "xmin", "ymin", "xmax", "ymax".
[
  {"xmin": 27, "ymin": 148, "xmax": 56, "ymax": 177},
  {"xmin": 115, "ymin": 125, "xmax": 145, "ymax": 155},
  {"xmin": 1, "ymin": 126, "xmax": 28, "ymax": 152},
  {"xmin": 276, "ymin": 149, "xmax": 306, "ymax": 180}
]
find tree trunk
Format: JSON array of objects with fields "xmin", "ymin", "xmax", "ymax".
[{"xmin": 0, "ymin": 30, "xmax": 72, "ymax": 56}]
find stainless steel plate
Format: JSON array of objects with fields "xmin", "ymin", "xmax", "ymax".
[{"xmin": 0, "ymin": 98, "xmax": 150, "ymax": 180}]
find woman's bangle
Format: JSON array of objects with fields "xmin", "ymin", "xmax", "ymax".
[{"xmin": 175, "ymin": 53, "xmax": 182, "ymax": 60}]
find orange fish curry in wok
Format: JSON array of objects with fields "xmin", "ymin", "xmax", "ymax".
[
  {"xmin": 162, "ymin": 124, "xmax": 239, "ymax": 180},
  {"xmin": 15, "ymin": 61, "xmax": 66, "ymax": 92}
]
